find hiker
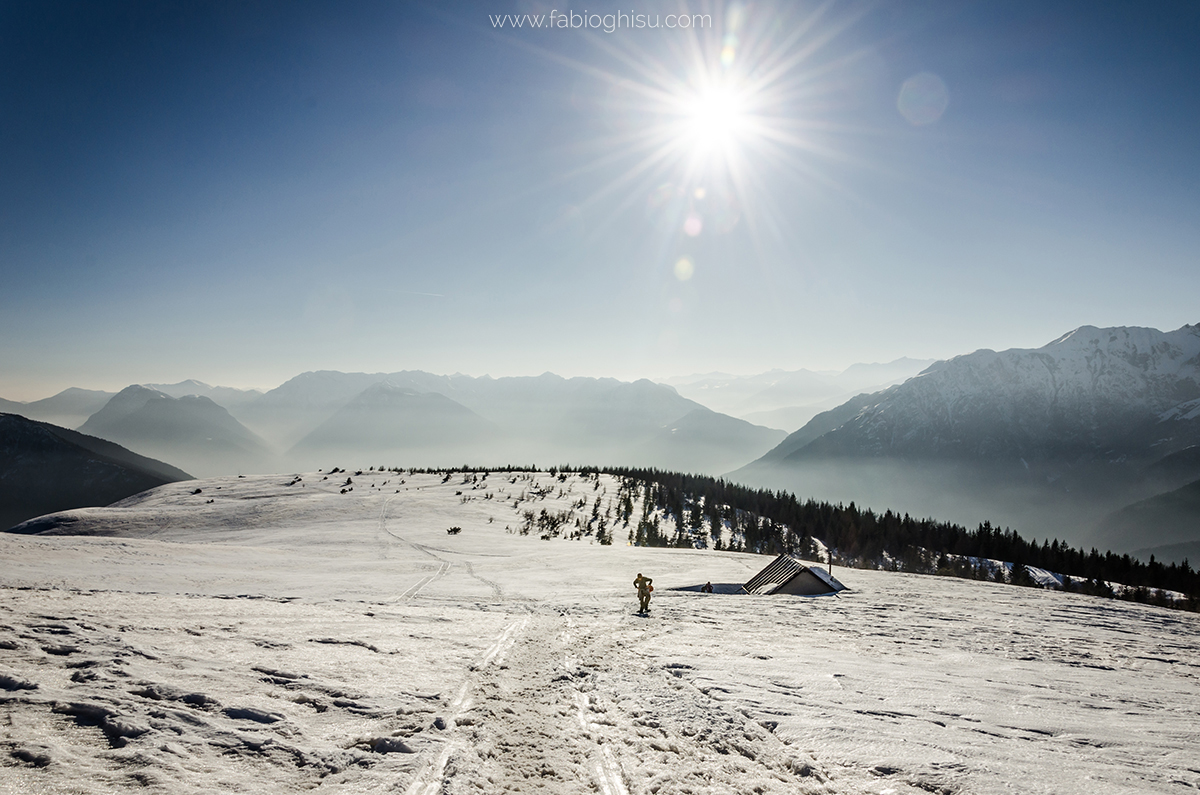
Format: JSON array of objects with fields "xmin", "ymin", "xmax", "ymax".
[
  {"xmin": 701, "ymin": 581, "xmax": 713, "ymax": 593},
  {"xmin": 634, "ymin": 573, "xmax": 653, "ymax": 613}
]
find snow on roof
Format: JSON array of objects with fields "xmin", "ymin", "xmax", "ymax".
[{"xmin": 806, "ymin": 565, "xmax": 847, "ymax": 592}]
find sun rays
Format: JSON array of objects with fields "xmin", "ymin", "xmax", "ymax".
[{"xmin": 495, "ymin": 1, "xmax": 870, "ymax": 260}]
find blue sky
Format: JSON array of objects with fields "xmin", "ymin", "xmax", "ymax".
[{"xmin": 2, "ymin": 0, "xmax": 1198, "ymax": 399}]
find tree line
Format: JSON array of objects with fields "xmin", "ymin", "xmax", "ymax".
[
  {"xmin": 596, "ymin": 466, "xmax": 1199, "ymax": 611},
  {"xmin": 364, "ymin": 464, "xmax": 1197, "ymax": 610}
]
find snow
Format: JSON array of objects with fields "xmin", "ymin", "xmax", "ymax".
[
  {"xmin": 2, "ymin": 471, "xmax": 1198, "ymax": 794},
  {"xmin": 1160, "ymin": 398, "xmax": 1200, "ymax": 423},
  {"xmin": 827, "ymin": 323, "xmax": 1200, "ymax": 455}
]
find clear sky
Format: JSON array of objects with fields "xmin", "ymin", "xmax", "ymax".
[{"xmin": 2, "ymin": 0, "xmax": 1198, "ymax": 400}]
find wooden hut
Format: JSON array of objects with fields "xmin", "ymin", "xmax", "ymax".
[{"xmin": 743, "ymin": 553, "xmax": 846, "ymax": 596}]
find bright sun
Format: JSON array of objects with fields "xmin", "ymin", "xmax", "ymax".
[
  {"xmin": 515, "ymin": 1, "xmax": 851, "ymax": 246},
  {"xmin": 682, "ymin": 86, "xmax": 748, "ymax": 153}
]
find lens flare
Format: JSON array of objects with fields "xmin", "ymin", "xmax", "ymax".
[
  {"xmin": 674, "ymin": 257, "xmax": 695, "ymax": 281},
  {"xmin": 898, "ymin": 72, "xmax": 950, "ymax": 126}
]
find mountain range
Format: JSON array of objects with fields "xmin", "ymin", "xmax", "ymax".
[
  {"xmin": 1, "ymin": 373, "xmax": 788, "ymax": 480},
  {"xmin": 1103, "ymin": 476, "xmax": 1200, "ymax": 566},
  {"xmin": 4, "ymin": 325, "xmax": 1196, "ymax": 558},
  {"xmin": 289, "ymin": 382, "xmax": 499, "ymax": 467},
  {"xmin": 0, "ymin": 387, "xmax": 116, "ymax": 429},
  {"xmin": 143, "ymin": 380, "xmax": 264, "ymax": 409},
  {"xmin": 665, "ymin": 358, "xmax": 934, "ymax": 431},
  {"xmin": 261, "ymin": 371, "xmax": 787, "ymax": 473},
  {"xmin": 78, "ymin": 385, "xmax": 275, "ymax": 478},
  {"xmin": 735, "ymin": 324, "xmax": 1200, "ymax": 561}
]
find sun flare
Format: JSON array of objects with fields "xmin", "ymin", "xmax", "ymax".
[
  {"xmin": 682, "ymin": 85, "xmax": 748, "ymax": 153},
  {"xmin": 509, "ymin": 1, "xmax": 859, "ymax": 251}
]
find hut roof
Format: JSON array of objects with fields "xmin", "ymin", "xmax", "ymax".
[{"xmin": 743, "ymin": 553, "xmax": 847, "ymax": 596}]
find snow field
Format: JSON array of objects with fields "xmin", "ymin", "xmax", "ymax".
[{"xmin": 1, "ymin": 471, "xmax": 1198, "ymax": 794}]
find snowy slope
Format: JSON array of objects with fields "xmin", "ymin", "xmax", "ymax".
[
  {"xmin": 2, "ymin": 472, "xmax": 1197, "ymax": 795},
  {"xmin": 0, "ymin": 414, "xmax": 191, "ymax": 532}
]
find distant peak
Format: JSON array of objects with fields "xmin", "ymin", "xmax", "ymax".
[
  {"xmin": 370, "ymin": 381, "xmax": 420, "ymax": 394},
  {"xmin": 123, "ymin": 384, "xmax": 173, "ymax": 399}
]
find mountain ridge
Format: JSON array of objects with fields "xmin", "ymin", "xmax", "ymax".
[
  {"xmin": 237, "ymin": 370, "xmax": 782, "ymax": 473},
  {"xmin": 733, "ymin": 323, "xmax": 1200, "ymax": 553},
  {"xmin": 0, "ymin": 413, "xmax": 191, "ymax": 532},
  {"xmin": 80, "ymin": 386, "xmax": 274, "ymax": 477},
  {"xmin": 768, "ymin": 323, "xmax": 1200, "ymax": 464}
]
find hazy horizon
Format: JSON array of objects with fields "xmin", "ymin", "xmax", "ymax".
[
  {"xmin": 3, "ymin": 1, "xmax": 1198, "ymax": 401},
  {"xmin": 1, "ymin": 354, "xmax": 940, "ymax": 403}
]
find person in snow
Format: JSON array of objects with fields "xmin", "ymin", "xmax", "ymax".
[{"xmin": 634, "ymin": 573, "xmax": 653, "ymax": 613}]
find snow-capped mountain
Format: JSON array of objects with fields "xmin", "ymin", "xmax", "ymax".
[
  {"xmin": 773, "ymin": 324, "xmax": 1200, "ymax": 463},
  {"xmin": 733, "ymin": 325, "xmax": 1200, "ymax": 555}
]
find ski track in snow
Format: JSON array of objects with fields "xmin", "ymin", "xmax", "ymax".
[
  {"xmin": 380, "ymin": 498, "xmax": 453, "ymax": 603},
  {"xmin": 399, "ymin": 606, "xmax": 827, "ymax": 795},
  {"xmin": 0, "ymin": 471, "xmax": 1198, "ymax": 795}
]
